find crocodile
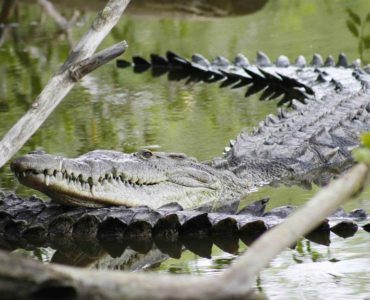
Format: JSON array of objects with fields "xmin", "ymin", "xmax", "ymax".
[{"xmin": 4, "ymin": 51, "xmax": 370, "ymax": 246}]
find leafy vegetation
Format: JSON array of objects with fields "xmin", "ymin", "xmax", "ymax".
[
  {"xmin": 353, "ymin": 132, "xmax": 370, "ymax": 164},
  {"xmin": 346, "ymin": 8, "xmax": 370, "ymax": 63}
]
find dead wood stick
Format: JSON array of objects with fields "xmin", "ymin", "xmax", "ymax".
[
  {"xmin": 0, "ymin": 0, "xmax": 131, "ymax": 169},
  {"xmin": 0, "ymin": 164, "xmax": 367, "ymax": 300},
  {"xmin": 219, "ymin": 163, "xmax": 369, "ymax": 296},
  {"xmin": 69, "ymin": 41, "xmax": 127, "ymax": 81}
]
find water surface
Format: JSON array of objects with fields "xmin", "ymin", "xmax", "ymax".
[{"xmin": 0, "ymin": 1, "xmax": 370, "ymax": 299}]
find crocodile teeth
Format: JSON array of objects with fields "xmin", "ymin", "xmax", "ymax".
[
  {"xmin": 46, "ymin": 169, "xmax": 54, "ymax": 176},
  {"xmin": 138, "ymin": 178, "xmax": 145, "ymax": 184},
  {"xmin": 45, "ymin": 175, "xmax": 50, "ymax": 186},
  {"xmin": 90, "ymin": 184, "xmax": 96, "ymax": 196},
  {"xmin": 92, "ymin": 175, "xmax": 100, "ymax": 184}
]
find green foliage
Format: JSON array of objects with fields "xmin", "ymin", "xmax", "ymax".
[
  {"xmin": 346, "ymin": 8, "xmax": 370, "ymax": 63},
  {"xmin": 360, "ymin": 132, "xmax": 370, "ymax": 148},
  {"xmin": 352, "ymin": 132, "xmax": 370, "ymax": 164},
  {"xmin": 346, "ymin": 8, "xmax": 361, "ymax": 26},
  {"xmin": 347, "ymin": 20, "xmax": 359, "ymax": 37}
]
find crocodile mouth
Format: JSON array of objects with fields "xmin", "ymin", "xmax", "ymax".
[
  {"xmin": 13, "ymin": 167, "xmax": 166, "ymax": 207},
  {"xmin": 11, "ymin": 150, "xmax": 222, "ymax": 209}
]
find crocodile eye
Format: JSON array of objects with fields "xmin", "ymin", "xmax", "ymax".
[{"xmin": 138, "ymin": 149, "xmax": 153, "ymax": 159}]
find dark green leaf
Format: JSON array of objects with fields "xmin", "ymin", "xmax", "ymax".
[
  {"xmin": 346, "ymin": 20, "xmax": 359, "ymax": 37},
  {"xmin": 366, "ymin": 12, "xmax": 370, "ymax": 22},
  {"xmin": 346, "ymin": 8, "xmax": 361, "ymax": 25},
  {"xmin": 363, "ymin": 34, "xmax": 370, "ymax": 49}
]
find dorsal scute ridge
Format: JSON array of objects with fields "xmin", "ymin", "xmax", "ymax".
[
  {"xmin": 212, "ymin": 56, "xmax": 230, "ymax": 68},
  {"xmin": 276, "ymin": 55, "xmax": 290, "ymax": 67},
  {"xmin": 295, "ymin": 55, "xmax": 306, "ymax": 68},
  {"xmin": 324, "ymin": 55, "xmax": 335, "ymax": 67},
  {"xmin": 124, "ymin": 51, "xmax": 369, "ymax": 109},
  {"xmin": 191, "ymin": 53, "xmax": 210, "ymax": 67},
  {"xmin": 225, "ymin": 92, "xmax": 370, "ymax": 179},
  {"xmin": 128, "ymin": 52, "xmax": 365, "ymax": 74},
  {"xmin": 311, "ymin": 53, "xmax": 324, "ymax": 67},
  {"xmin": 256, "ymin": 51, "xmax": 272, "ymax": 67},
  {"xmin": 234, "ymin": 53, "xmax": 250, "ymax": 68},
  {"xmin": 337, "ymin": 53, "xmax": 348, "ymax": 68}
]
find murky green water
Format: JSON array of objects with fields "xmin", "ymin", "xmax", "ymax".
[{"xmin": 1, "ymin": 1, "xmax": 370, "ymax": 299}]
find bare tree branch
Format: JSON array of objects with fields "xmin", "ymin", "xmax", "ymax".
[{"xmin": 69, "ymin": 41, "xmax": 127, "ymax": 81}]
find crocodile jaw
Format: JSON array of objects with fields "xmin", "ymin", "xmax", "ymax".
[
  {"xmin": 13, "ymin": 170, "xmax": 219, "ymax": 208},
  {"xmin": 11, "ymin": 150, "xmax": 226, "ymax": 209}
]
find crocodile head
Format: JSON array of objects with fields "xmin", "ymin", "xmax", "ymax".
[{"xmin": 11, "ymin": 149, "xmax": 248, "ymax": 209}]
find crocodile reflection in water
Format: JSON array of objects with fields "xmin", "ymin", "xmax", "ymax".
[
  {"xmin": 0, "ymin": 193, "xmax": 368, "ymax": 257},
  {"xmin": 1, "ymin": 194, "xmax": 368, "ymax": 271}
]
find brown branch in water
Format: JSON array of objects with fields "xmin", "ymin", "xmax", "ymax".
[
  {"xmin": 0, "ymin": 164, "xmax": 367, "ymax": 299},
  {"xmin": 0, "ymin": 0, "xmax": 131, "ymax": 169},
  {"xmin": 69, "ymin": 41, "xmax": 128, "ymax": 81}
]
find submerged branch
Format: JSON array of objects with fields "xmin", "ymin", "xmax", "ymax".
[
  {"xmin": 0, "ymin": 0, "xmax": 131, "ymax": 169},
  {"xmin": 0, "ymin": 164, "xmax": 367, "ymax": 299}
]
